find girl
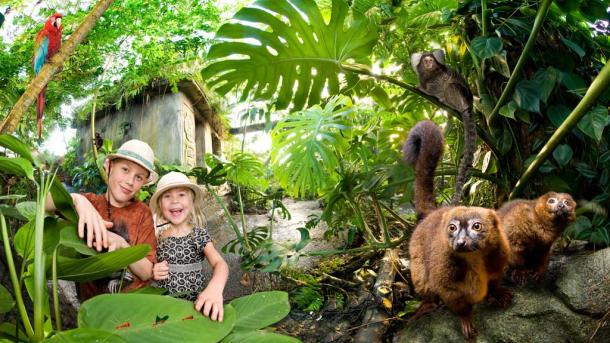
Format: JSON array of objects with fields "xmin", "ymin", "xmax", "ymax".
[{"xmin": 150, "ymin": 172, "xmax": 229, "ymax": 322}]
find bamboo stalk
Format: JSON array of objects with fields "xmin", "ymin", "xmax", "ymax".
[
  {"xmin": 510, "ymin": 62, "xmax": 610, "ymax": 198},
  {"xmin": 486, "ymin": 0, "xmax": 553, "ymax": 125}
]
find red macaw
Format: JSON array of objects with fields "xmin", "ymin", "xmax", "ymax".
[{"xmin": 33, "ymin": 12, "xmax": 62, "ymax": 139}]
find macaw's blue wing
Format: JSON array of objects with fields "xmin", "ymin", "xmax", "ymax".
[{"xmin": 33, "ymin": 35, "xmax": 49, "ymax": 74}]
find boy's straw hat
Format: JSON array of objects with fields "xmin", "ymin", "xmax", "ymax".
[
  {"xmin": 149, "ymin": 172, "xmax": 206, "ymax": 225},
  {"xmin": 106, "ymin": 139, "xmax": 158, "ymax": 185}
]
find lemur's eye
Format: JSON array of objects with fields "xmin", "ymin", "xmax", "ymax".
[
  {"xmin": 547, "ymin": 198, "xmax": 557, "ymax": 204},
  {"xmin": 472, "ymin": 222, "xmax": 482, "ymax": 231},
  {"xmin": 448, "ymin": 224, "xmax": 457, "ymax": 232}
]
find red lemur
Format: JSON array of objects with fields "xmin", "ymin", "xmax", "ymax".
[
  {"xmin": 497, "ymin": 192, "xmax": 576, "ymax": 284},
  {"xmin": 410, "ymin": 50, "xmax": 476, "ymax": 205},
  {"xmin": 404, "ymin": 120, "xmax": 511, "ymax": 340}
]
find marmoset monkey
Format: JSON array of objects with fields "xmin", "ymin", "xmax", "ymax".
[
  {"xmin": 410, "ymin": 50, "xmax": 476, "ymax": 205},
  {"xmin": 497, "ymin": 192, "xmax": 576, "ymax": 284},
  {"xmin": 404, "ymin": 120, "xmax": 511, "ymax": 340}
]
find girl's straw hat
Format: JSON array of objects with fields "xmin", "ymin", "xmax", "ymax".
[
  {"xmin": 149, "ymin": 172, "xmax": 206, "ymax": 227},
  {"xmin": 106, "ymin": 139, "xmax": 158, "ymax": 185}
]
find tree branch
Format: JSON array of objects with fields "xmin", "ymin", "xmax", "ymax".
[{"xmin": 0, "ymin": 0, "xmax": 117, "ymax": 135}]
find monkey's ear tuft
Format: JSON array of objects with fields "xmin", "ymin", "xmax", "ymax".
[
  {"xmin": 432, "ymin": 49, "xmax": 445, "ymax": 66},
  {"xmin": 410, "ymin": 52, "xmax": 423, "ymax": 72}
]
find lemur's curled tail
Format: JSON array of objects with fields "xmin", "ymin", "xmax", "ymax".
[{"xmin": 402, "ymin": 120, "xmax": 444, "ymax": 219}]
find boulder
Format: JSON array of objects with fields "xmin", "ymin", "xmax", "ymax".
[
  {"xmin": 393, "ymin": 289, "xmax": 608, "ymax": 343},
  {"xmin": 554, "ymin": 248, "xmax": 610, "ymax": 316}
]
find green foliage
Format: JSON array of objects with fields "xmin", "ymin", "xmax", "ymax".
[
  {"xmin": 75, "ymin": 291, "xmax": 298, "ymax": 343},
  {"xmin": 203, "ymin": 0, "xmax": 377, "ymax": 110},
  {"xmin": 565, "ymin": 215, "xmax": 610, "ymax": 247},
  {"xmin": 270, "ymin": 96, "xmax": 353, "ymax": 197},
  {"xmin": 0, "ymin": 284, "xmax": 14, "ymax": 314},
  {"xmin": 291, "ymin": 286, "xmax": 323, "ymax": 312}
]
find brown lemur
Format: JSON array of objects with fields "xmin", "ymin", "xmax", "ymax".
[
  {"xmin": 410, "ymin": 50, "xmax": 476, "ymax": 205},
  {"xmin": 404, "ymin": 120, "xmax": 511, "ymax": 340},
  {"xmin": 497, "ymin": 192, "xmax": 576, "ymax": 285}
]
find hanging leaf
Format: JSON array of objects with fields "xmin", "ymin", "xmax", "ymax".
[
  {"xmin": 471, "ymin": 36, "xmax": 503, "ymax": 59},
  {"xmin": 0, "ymin": 157, "xmax": 34, "ymax": 180},
  {"xmin": 229, "ymin": 291, "xmax": 291, "ymax": 330},
  {"xmin": 553, "ymin": 144, "xmax": 573, "ymax": 166},
  {"xmin": 0, "ymin": 134, "xmax": 36, "ymax": 164},
  {"xmin": 0, "ymin": 285, "xmax": 14, "ymax": 314},
  {"xmin": 56, "ymin": 244, "xmax": 151, "ymax": 281},
  {"xmin": 59, "ymin": 225, "xmax": 97, "ymax": 256},
  {"xmin": 491, "ymin": 51, "xmax": 511, "ymax": 78},
  {"xmin": 577, "ymin": 105, "xmax": 608, "ymax": 142},
  {"xmin": 561, "ymin": 72, "xmax": 587, "ymax": 96},
  {"xmin": 547, "ymin": 105, "xmax": 571, "ymax": 127},
  {"xmin": 533, "ymin": 67, "xmax": 559, "ymax": 103},
  {"xmin": 50, "ymin": 178, "xmax": 78, "ymax": 224},
  {"xmin": 499, "ymin": 100, "xmax": 517, "ymax": 119},
  {"xmin": 203, "ymin": 0, "xmax": 377, "ymax": 110},
  {"xmin": 560, "ymin": 38, "xmax": 585, "ymax": 58},
  {"xmin": 513, "ymin": 80, "xmax": 540, "ymax": 113},
  {"xmin": 79, "ymin": 294, "xmax": 236, "ymax": 342},
  {"xmin": 45, "ymin": 328, "xmax": 127, "ymax": 343}
]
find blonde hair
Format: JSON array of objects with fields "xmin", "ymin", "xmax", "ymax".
[{"xmin": 152, "ymin": 186, "xmax": 207, "ymax": 238}]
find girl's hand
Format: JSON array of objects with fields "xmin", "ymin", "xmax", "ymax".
[
  {"xmin": 152, "ymin": 261, "xmax": 169, "ymax": 280},
  {"xmin": 195, "ymin": 287, "xmax": 224, "ymax": 322}
]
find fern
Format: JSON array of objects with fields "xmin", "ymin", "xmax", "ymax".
[{"xmin": 292, "ymin": 286, "xmax": 323, "ymax": 312}]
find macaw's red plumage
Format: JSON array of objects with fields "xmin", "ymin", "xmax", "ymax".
[{"xmin": 32, "ymin": 12, "xmax": 62, "ymax": 139}]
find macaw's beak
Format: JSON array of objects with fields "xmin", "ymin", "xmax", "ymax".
[{"xmin": 53, "ymin": 17, "xmax": 61, "ymax": 28}]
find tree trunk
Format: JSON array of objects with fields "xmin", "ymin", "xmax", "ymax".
[{"xmin": 0, "ymin": 0, "xmax": 116, "ymax": 135}]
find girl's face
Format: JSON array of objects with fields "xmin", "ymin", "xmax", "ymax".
[{"xmin": 159, "ymin": 187, "xmax": 194, "ymax": 227}]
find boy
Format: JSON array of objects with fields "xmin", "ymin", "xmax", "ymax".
[{"xmin": 47, "ymin": 139, "xmax": 158, "ymax": 299}]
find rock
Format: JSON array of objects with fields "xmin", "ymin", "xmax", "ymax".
[
  {"xmin": 555, "ymin": 247, "xmax": 610, "ymax": 316},
  {"xmin": 393, "ymin": 288, "xmax": 605, "ymax": 343}
]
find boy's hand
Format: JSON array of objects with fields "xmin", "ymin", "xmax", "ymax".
[
  {"xmin": 195, "ymin": 287, "xmax": 224, "ymax": 322},
  {"xmin": 72, "ymin": 194, "xmax": 113, "ymax": 251},
  {"xmin": 153, "ymin": 261, "xmax": 169, "ymax": 280},
  {"xmin": 107, "ymin": 231, "xmax": 129, "ymax": 251}
]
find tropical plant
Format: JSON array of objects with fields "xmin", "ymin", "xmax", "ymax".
[
  {"xmin": 0, "ymin": 134, "xmax": 151, "ymax": 342},
  {"xmin": 203, "ymin": 0, "xmax": 610, "ymax": 246},
  {"xmin": 45, "ymin": 291, "xmax": 299, "ymax": 342}
]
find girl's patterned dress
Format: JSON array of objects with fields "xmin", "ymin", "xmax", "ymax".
[{"xmin": 156, "ymin": 227, "xmax": 211, "ymax": 300}]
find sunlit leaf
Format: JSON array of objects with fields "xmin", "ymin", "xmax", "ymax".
[
  {"xmin": 203, "ymin": 0, "xmax": 377, "ymax": 110},
  {"xmin": 229, "ymin": 291, "xmax": 290, "ymax": 330},
  {"xmin": 471, "ymin": 36, "xmax": 503, "ymax": 59},
  {"xmin": 45, "ymin": 328, "xmax": 127, "ymax": 342},
  {"xmin": 0, "ymin": 134, "xmax": 36, "ymax": 164},
  {"xmin": 221, "ymin": 331, "xmax": 301, "ymax": 343},
  {"xmin": 0, "ymin": 157, "xmax": 34, "ymax": 180}
]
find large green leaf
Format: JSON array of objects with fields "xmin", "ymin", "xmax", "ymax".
[
  {"xmin": 50, "ymin": 178, "xmax": 77, "ymax": 224},
  {"xmin": 229, "ymin": 291, "xmax": 291, "ymax": 330},
  {"xmin": 471, "ymin": 36, "xmax": 503, "ymax": 59},
  {"xmin": 0, "ymin": 157, "xmax": 34, "ymax": 180},
  {"xmin": 270, "ymin": 96, "xmax": 353, "ymax": 197},
  {"xmin": 79, "ymin": 294, "xmax": 236, "ymax": 342},
  {"xmin": 59, "ymin": 226, "xmax": 97, "ymax": 256},
  {"xmin": 56, "ymin": 244, "xmax": 150, "ymax": 281},
  {"xmin": 533, "ymin": 67, "xmax": 559, "ymax": 103},
  {"xmin": 203, "ymin": 0, "xmax": 377, "ymax": 110},
  {"xmin": 0, "ymin": 285, "xmax": 14, "ymax": 314},
  {"xmin": 0, "ymin": 134, "xmax": 35, "ymax": 164},
  {"xmin": 14, "ymin": 218, "xmax": 65, "ymax": 260},
  {"xmin": 577, "ymin": 105, "xmax": 608, "ymax": 142},
  {"xmin": 44, "ymin": 328, "xmax": 127, "ymax": 343},
  {"xmin": 221, "ymin": 331, "xmax": 301, "ymax": 343},
  {"xmin": 553, "ymin": 144, "xmax": 573, "ymax": 166},
  {"xmin": 513, "ymin": 80, "xmax": 540, "ymax": 113}
]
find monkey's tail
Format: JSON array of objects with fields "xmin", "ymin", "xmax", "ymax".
[
  {"xmin": 403, "ymin": 120, "xmax": 444, "ymax": 219},
  {"xmin": 450, "ymin": 108, "xmax": 476, "ymax": 205}
]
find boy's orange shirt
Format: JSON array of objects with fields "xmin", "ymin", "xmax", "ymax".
[{"xmin": 79, "ymin": 193, "xmax": 157, "ymax": 300}]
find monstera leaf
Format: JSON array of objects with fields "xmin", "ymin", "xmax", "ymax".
[
  {"xmin": 203, "ymin": 0, "xmax": 377, "ymax": 110},
  {"xmin": 270, "ymin": 96, "xmax": 353, "ymax": 197}
]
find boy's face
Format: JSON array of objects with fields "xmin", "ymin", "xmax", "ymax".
[{"xmin": 105, "ymin": 158, "xmax": 149, "ymax": 207}]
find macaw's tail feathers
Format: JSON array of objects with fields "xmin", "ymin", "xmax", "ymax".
[{"xmin": 36, "ymin": 86, "xmax": 46, "ymax": 139}]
